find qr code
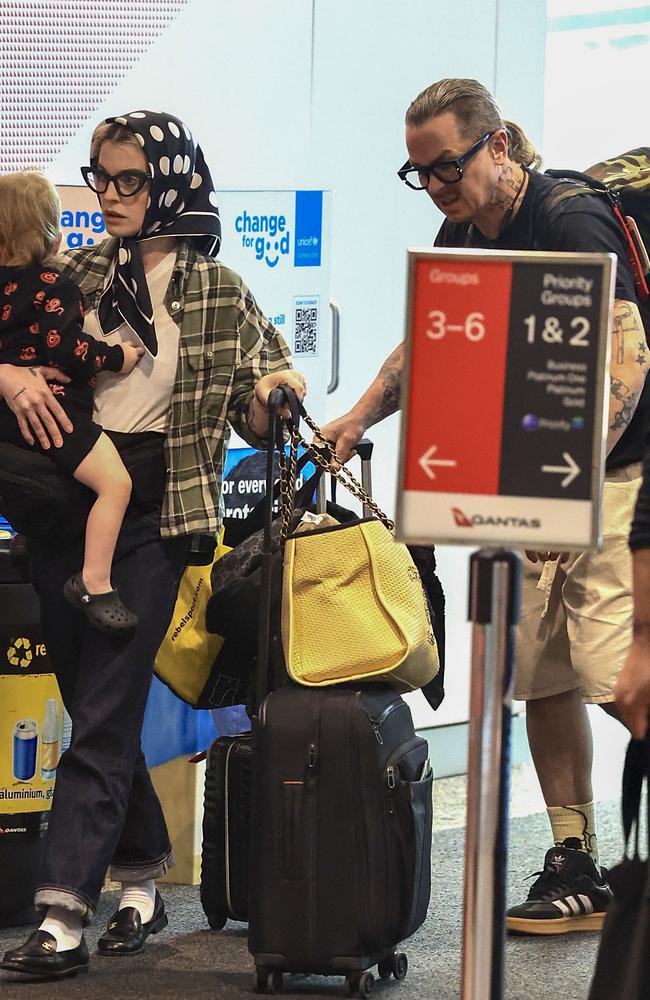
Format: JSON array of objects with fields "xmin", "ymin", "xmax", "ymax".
[{"xmin": 293, "ymin": 296, "xmax": 319, "ymax": 356}]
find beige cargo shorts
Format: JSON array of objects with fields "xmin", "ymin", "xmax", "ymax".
[{"xmin": 514, "ymin": 463, "xmax": 642, "ymax": 704}]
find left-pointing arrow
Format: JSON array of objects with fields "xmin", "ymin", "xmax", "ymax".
[
  {"xmin": 418, "ymin": 445, "xmax": 458, "ymax": 480},
  {"xmin": 541, "ymin": 451, "xmax": 581, "ymax": 488}
]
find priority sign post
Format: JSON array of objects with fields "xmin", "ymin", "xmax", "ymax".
[{"xmin": 395, "ymin": 248, "xmax": 615, "ymax": 1000}]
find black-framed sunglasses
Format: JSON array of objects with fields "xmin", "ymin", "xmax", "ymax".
[
  {"xmin": 80, "ymin": 165, "xmax": 151, "ymax": 198},
  {"xmin": 397, "ymin": 130, "xmax": 497, "ymax": 190}
]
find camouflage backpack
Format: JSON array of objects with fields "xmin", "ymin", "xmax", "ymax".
[{"xmin": 542, "ymin": 148, "xmax": 650, "ymax": 308}]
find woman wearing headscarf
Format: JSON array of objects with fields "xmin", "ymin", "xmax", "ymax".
[{"xmin": 0, "ymin": 110, "xmax": 305, "ymax": 980}]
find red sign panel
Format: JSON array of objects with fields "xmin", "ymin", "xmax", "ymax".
[{"xmin": 404, "ymin": 257, "xmax": 513, "ymax": 494}]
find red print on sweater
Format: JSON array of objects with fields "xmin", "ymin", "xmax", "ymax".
[
  {"xmin": 40, "ymin": 272, "xmax": 58, "ymax": 284},
  {"xmin": 94, "ymin": 354, "xmax": 106, "ymax": 370},
  {"xmin": 46, "ymin": 330, "xmax": 61, "ymax": 348},
  {"xmin": 44, "ymin": 298, "xmax": 64, "ymax": 316},
  {"xmin": 1, "ymin": 304, "xmax": 11, "ymax": 321},
  {"xmin": 3, "ymin": 282, "xmax": 18, "ymax": 296},
  {"xmin": 73, "ymin": 339, "xmax": 89, "ymax": 361},
  {"xmin": 50, "ymin": 384, "xmax": 65, "ymax": 397},
  {"xmin": 20, "ymin": 345, "xmax": 37, "ymax": 361},
  {"xmin": 29, "ymin": 323, "xmax": 39, "ymax": 335},
  {"xmin": 33, "ymin": 290, "xmax": 46, "ymax": 307}
]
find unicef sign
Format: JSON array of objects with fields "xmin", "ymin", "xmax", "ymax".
[{"xmin": 235, "ymin": 210, "xmax": 291, "ymax": 268}]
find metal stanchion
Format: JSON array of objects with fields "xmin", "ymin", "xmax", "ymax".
[{"xmin": 461, "ymin": 549, "xmax": 520, "ymax": 1000}]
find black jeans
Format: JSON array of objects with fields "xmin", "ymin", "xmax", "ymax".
[{"xmin": 30, "ymin": 513, "xmax": 187, "ymax": 920}]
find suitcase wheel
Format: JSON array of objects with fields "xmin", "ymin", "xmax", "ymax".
[
  {"xmin": 346, "ymin": 970, "xmax": 375, "ymax": 996},
  {"xmin": 377, "ymin": 953, "xmax": 408, "ymax": 982},
  {"xmin": 256, "ymin": 967, "xmax": 283, "ymax": 993}
]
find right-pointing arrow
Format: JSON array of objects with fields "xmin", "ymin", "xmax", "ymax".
[{"xmin": 541, "ymin": 452, "xmax": 581, "ymax": 488}]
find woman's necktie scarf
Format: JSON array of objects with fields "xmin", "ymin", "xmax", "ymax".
[{"xmin": 96, "ymin": 110, "xmax": 222, "ymax": 356}]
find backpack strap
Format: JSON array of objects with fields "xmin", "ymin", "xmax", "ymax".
[
  {"xmin": 543, "ymin": 169, "xmax": 615, "ymax": 213},
  {"xmin": 540, "ymin": 170, "xmax": 650, "ymax": 300}
]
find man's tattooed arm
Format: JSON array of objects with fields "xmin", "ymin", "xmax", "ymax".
[
  {"xmin": 372, "ymin": 342, "xmax": 404, "ymax": 422},
  {"xmin": 610, "ymin": 377, "xmax": 636, "ymax": 433},
  {"xmin": 606, "ymin": 298, "xmax": 649, "ymax": 453},
  {"xmin": 318, "ymin": 343, "xmax": 405, "ymax": 463}
]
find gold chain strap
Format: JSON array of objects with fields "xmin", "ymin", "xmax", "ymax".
[
  {"xmin": 299, "ymin": 412, "xmax": 395, "ymax": 532},
  {"xmin": 277, "ymin": 423, "xmax": 300, "ymax": 545}
]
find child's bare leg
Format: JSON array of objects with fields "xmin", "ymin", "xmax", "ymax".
[{"xmin": 73, "ymin": 432, "xmax": 132, "ymax": 594}]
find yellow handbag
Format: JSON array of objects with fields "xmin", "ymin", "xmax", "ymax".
[
  {"xmin": 278, "ymin": 426, "xmax": 440, "ymax": 691},
  {"xmin": 154, "ymin": 530, "xmax": 231, "ymax": 705}
]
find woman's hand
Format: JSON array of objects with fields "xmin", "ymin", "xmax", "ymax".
[
  {"xmin": 119, "ymin": 343, "xmax": 145, "ymax": 375},
  {"xmin": 0, "ymin": 364, "xmax": 72, "ymax": 448},
  {"xmin": 254, "ymin": 371, "xmax": 307, "ymax": 417},
  {"xmin": 246, "ymin": 370, "xmax": 307, "ymax": 438}
]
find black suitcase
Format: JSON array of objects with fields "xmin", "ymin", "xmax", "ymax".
[
  {"xmin": 202, "ymin": 391, "xmax": 434, "ymax": 991},
  {"xmin": 246, "ymin": 395, "xmax": 434, "ymax": 995},
  {"xmin": 200, "ymin": 731, "xmax": 253, "ymax": 927},
  {"xmin": 248, "ymin": 685, "xmax": 433, "ymax": 996}
]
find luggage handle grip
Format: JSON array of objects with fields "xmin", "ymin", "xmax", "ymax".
[
  {"xmin": 355, "ymin": 438, "xmax": 373, "ymax": 463},
  {"xmin": 266, "ymin": 385, "xmax": 304, "ymax": 428}
]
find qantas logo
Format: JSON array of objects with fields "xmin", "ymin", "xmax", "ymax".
[
  {"xmin": 452, "ymin": 507, "xmax": 541, "ymax": 529},
  {"xmin": 452, "ymin": 507, "xmax": 473, "ymax": 527}
]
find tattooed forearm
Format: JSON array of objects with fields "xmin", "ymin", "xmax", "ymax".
[
  {"xmin": 373, "ymin": 343, "xmax": 404, "ymax": 421},
  {"xmin": 612, "ymin": 302, "xmax": 640, "ymax": 365},
  {"xmin": 609, "ymin": 376, "xmax": 637, "ymax": 432}
]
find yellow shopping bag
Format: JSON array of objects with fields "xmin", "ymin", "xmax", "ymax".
[{"xmin": 154, "ymin": 531, "xmax": 231, "ymax": 706}]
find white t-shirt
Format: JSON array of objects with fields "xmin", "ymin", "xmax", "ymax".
[{"xmin": 83, "ymin": 251, "xmax": 180, "ymax": 434}]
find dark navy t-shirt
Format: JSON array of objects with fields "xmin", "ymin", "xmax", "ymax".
[{"xmin": 435, "ymin": 168, "xmax": 647, "ymax": 470}]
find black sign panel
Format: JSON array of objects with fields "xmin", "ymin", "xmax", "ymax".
[{"xmin": 499, "ymin": 261, "xmax": 604, "ymax": 500}]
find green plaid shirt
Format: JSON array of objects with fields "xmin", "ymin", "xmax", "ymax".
[{"xmin": 56, "ymin": 238, "xmax": 292, "ymax": 538}]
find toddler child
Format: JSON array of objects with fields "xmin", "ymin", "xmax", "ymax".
[{"xmin": 0, "ymin": 170, "xmax": 143, "ymax": 633}]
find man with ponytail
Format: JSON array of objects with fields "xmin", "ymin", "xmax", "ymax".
[{"xmin": 322, "ymin": 77, "xmax": 649, "ymax": 937}]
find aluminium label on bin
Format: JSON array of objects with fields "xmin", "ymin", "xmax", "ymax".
[
  {"xmin": 0, "ymin": 628, "xmax": 60, "ymax": 815},
  {"xmin": 395, "ymin": 248, "xmax": 614, "ymax": 549}
]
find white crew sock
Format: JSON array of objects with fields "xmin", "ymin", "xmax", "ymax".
[
  {"xmin": 547, "ymin": 801, "xmax": 599, "ymax": 868},
  {"xmin": 39, "ymin": 905, "xmax": 83, "ymax": 952},
  {"xmin": 118, "ymin": 879, "xmax": 156, "ymax": 923}
]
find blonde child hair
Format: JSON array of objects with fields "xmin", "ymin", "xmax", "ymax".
[{"xmin": 0, "ymin": 170, "xmax": 61, "ymax": 268}]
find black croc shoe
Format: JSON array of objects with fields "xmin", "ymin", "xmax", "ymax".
[
  {"xmin": 63, "ymin": 573, "xmax": 138, "ymax": 635},
  {"xmin": 1, "ymin": 930, "xmax": 89, "ymax": 980},
  {"xmin": 97, "ymin": 890, "xmax": 168, "ymax": 956}
]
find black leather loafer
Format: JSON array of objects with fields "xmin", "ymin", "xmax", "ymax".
[
  {"xmin": 1, "ymin": 930, "xmax": 89, "ymax": 979},
  {"xmin": 97, "ymin": 889, "xmax": 168, "ymax": 956}
]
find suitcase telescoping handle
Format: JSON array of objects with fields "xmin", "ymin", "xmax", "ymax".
[
  {"xmin": 256, "ymin": 386, "xmax": 294, "ymax": 707},
  {"xmin": 316, "ymin": 437, "xmax": 374, "ymax": 516}
]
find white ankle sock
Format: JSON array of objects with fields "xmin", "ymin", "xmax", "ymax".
[
  {"xmin": 118, "ymin": 880, "xmax": 156, "ymax": 923},
  {"xmin": 39, "ymin": 905, "xmax": 83, "ymax": 952},
  {"xmin": 547, "ymin": 802, "xmax": 599, "ymax": 868}
]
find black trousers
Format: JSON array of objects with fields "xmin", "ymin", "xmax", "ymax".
[{"xmin": 30, "ymin": 513, "xmax": 187, "ymax": 919}]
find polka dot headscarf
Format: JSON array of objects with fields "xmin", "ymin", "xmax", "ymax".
[{"xmin": 95, "ymin": 110, "xmax": 222, "ymax": 356}]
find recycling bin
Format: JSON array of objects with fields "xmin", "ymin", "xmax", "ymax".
[{"xmin": 0, "ymin": 540, "xmax": 63, "ymax": 927}]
